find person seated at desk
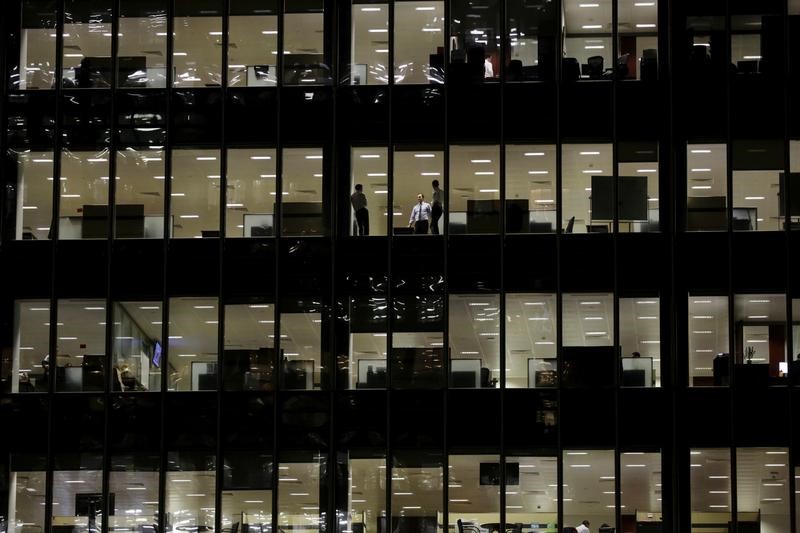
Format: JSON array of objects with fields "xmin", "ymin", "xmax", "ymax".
[
  {"xmin": 576, "ymin": 520, "xmax": 591, "ymax": 533},
  {"xmin": 409, "ymin": 193, "xmax": 432, "ymax": 234},
  {"xmin": 113, "ymin": 363, "xmax": 145, "ymax": 391}
]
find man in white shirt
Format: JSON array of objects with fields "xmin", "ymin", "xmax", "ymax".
[
  {"xmin": 409, "ymin": 193, "xmax": 432, "ymax": 234},
  {"xmin": 575, "ymin": 520, "xmax": 591, "ymax": 533}
]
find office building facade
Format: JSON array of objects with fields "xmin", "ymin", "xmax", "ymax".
[{"xmin": 1, "ymin": 0, "xmax": 800, "ymax": 532}]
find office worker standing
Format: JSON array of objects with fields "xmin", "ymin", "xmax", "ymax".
[
  {"xmin": 575, "ymin": 520, "xmax": 591, "ymax": 533},
  {"xmin": 431, "ymin": 179, "xmax": 443, "ymax": 234},
  {"xmin": 409, "ymin": 193, "xmax": 432, "ymax": 234},
  {"xmin": 350, "ymin": 183, "xmax": 369, "ymax": 236}
]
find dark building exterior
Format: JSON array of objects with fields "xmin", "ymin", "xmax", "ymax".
[{"xmin": 2, "ymin": 0, "xmax": 800, "ymax": 532}]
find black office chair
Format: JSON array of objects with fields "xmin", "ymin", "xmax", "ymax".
[
  {"xmin": 562, "ymin": 57, "xmax": 580, "ymax": 81},
  {"xmin": 457, "ymin": 520, "xmax": 482, "ymax": 533},
  {"xmin": 587, "ymin": 55, "xmax": 604, "ymax": 79},
  {"xmin": 565, "ymin": 216, "xmax": 575, "ymax": 233},
  {"xmin": 562, "ymin": 528, "xmax": 579, "ymax": 533},
  {"xmin": 507, "ymin": 59, "xmax": 523, "ymax": 81},
  {"xmin": 640, "ymin": 48, "xmax": 658, "ymax": 81}
]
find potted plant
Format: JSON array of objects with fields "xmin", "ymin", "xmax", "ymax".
[{"xmin": 744, "ymin": 345, "xmax": 756, "ymax": 364}]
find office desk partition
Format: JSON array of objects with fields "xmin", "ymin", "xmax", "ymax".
[
  {"xmin": 621, "ymin": 356, "xmax": 654, "ymax": 387},
  {"xmin": 450, "ymin": 358, "xmax": 481, "ymax": 388}
]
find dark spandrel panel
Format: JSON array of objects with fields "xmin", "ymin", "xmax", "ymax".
[
  {"xmin": 616, "ymin": 82, "xmax": 662, "ymax": 140},
  {"xmin": 221, "ymin": 393, "xmax": 275, "ymax": 449},
  {"xmin": 733, "ymin": 387, "xmax": 788, "ymax": 446},
  {"xmin": 392, "ymin": 86, "xmax": 444, "ymax": 144},
  {"xmin": 52, "ymin": 395, "xmax": 105, "ymax": 452},
  {"xmin": 109, "ymin": 394, "xmax": 161, "ymax": 452},
  {"xmin": 112, "ymin": 240, "xmax": 163, "ymax": 300},
  {"xmin": 0, "ymin": 242, "xmax": 53, "ymax": 298},
  {"xmin": 448, "ymin": 85, "xmax": 500, "ymax": 143},
  {"xmin": 55, "ymin": 240, "xmax": 108, "ymax": 297},
  {"xmin": 278, "ymin": 392, "xmax": 330, "ymax": 449},
  {"xmin": 390, "ymin": 390, "xmax": 443, "ymax": 449},
  {"xmin": 279, "ymin": 238, "xmax": 331, "ymax": 296},
  {"xmin": 391, "ymin": 237, "xmax": 444, "ymax": 293},
  {"xmin": 560, "ymin": 388, "xmax": 615, "ymax": 447},
  {"xmin": 230, "ymin": 0, "xmax": 278, "ymax": 15},
  {"xmin": 619, "ymin": 388, "xmax": 667, "ymax": 447},
  {"xmin": 503, "ymin": 390, "xmax": 558, "ymax": 449},
  {"xmin": 167, "ymin": 239, "xmax": 219, "ymax": 295},
  {"xmin": 675, "ymin": 233, "xmax": 729, "ymax": 292},
  {"xmin": 174, "ymin": 0, "xmax": 223, "ymax": 16},
  {"xmin": 5, "ymin": 92, "xmax": 56, "ymax": 147},
  {"xmin": 337, "ymin": 87, "xmax": 389, "ymax": 144},
  {"xmin": 730, "ymin": 79, "xmax": 785, "ymax": 139},
  {"xmin": 165, "ymin": 393, "xmax": 217, "ymax": 449},
  {"xmin": 60, "ymin": 91, "xmax": 112, "ymax": 148},
  {"xmin": 732, "ymin": 232, "xmax": 787, "ymax": 292},
  {"xmin": 617, "ymin": 234, "xmax": 669, "ymax": 293},
  {"xmin": 223, "ymin": 239, "xmax": 276, "ymax": 298},
  {"xmin": 0, "ymin": 397, "xmax": 50, "ymax": 452},
  {"xmin": 392, "ymin": 294, "xmax": 443, "ymax": 332},
  {"xmin": 676, "ymin": 80, "xmax": 727, "ymax": 139},
  {"xmin": 504, "ymin": 235, "xmax": 556, "ymax": 292},
  {"xmin": 335, "ymin": 391, "xmax": 387, "ymax": 449},
  {"xmin": 170, "ymin": 90, "xmax": 223, "ymax": 145},
  {"xmin": 335, "ymin": 237, "xmax": 388, "ymax": 294},
  {"xmin": 447, "ymin": 390, "xmax": 500, "ymax": 450},
  {"xmin": 676, "ymin": 388, "xmax": 731, "ymax": 447},
  {"xmin": 226, "ymin": 89, "xmax": 278, "ymax": 145},
  {"xmin": 447, "ymin": 236, "xmax": 500, "ymax": 292},
  {"xmin": 560, "ymin": 235, "xmax": 614, "ymax": 292},
  {"xmin": 223, "ymin": 451, "xmax": 273, "ymax": 489},
  {"xmin": 504, "ymin": 82, "xmax": 556, "ymax": 141},
  {"xmin": 560, "ymin": 83, "xmax": 612, "ymax": 140},
  {"xmin": 281, "ymin": 87, "xmax": 333, "ymax": 144},
  {"xmin": 116, "ymin": 90, "xmax": 167, "ymax": 147}
]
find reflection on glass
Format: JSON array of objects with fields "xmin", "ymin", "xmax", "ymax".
[
  {"xmin": 12, "ymin": 0, "xmax": 57, "ymax": 89},
  {"xmin": 280, "ymin": 299, "xmax": 323, "ymax": 390},
  {"xmin": 278, "ymin": 457, "xmax": 323, "ymax": 532},
  {"xmin": 737, "ymin": 448, "xmax": 789, "ymax": 531},
  {"xmin": 170, "ymin": 149, "xmax": 221, "ymax": 239},
  {"xmin": 229, "ymin": 1, "xmax": 278, "ymax": 87},
  {"xmin": 506, "ymin": 0, "xmax": 557, "ymax": 81},
  {"xmin": 449, "ymin": 295, "xmax": 499, "ymax": 388},
  {"xmin": 6, "ymin": 457, "xmax": 47, "ymax": 533},
  {"xmin": 505, "ymin": 455, "xmax": 557, "ymax": 527},
  {"xmin": 392, "ymin": 149, "xmax": 443, "ymax": 234},
  {"xmin": 563, "ymin": 450, "xmax": 615, "ymax": 529},
  {"xmin": 112, "ymin": 302, "xmax": 163, "ymax": 392},
  {"xmin": 731, "ymin": 13, "xmax": 781, "ymax": 77},
  {"xmin": 447, "ymin": 455, "xmax": 500, "ymax": 529},
  {"xmin": 562, "ymin": 0, "xmax": 612, "ymax": 80},
  {"xmin": 394, "ymin": 1, "xmax": 445, "ymax": 84},
  {"xmin": 731, "ymin": 141, "xmax": 784, "ymax": 232},
  {"xmin": 118, "ymin": 1, "xmax": 167, "ymax": 88},
  {"xmin": 620, "ymin": 451, "xmax": 661, "ymax": 524},
  {"xmin": 342, "ymin": 457, "xmax": 386, "ymax": 533},
  {"xmin": 449, "ymin": 0, "xmax": 500, "ymax": 82},
  {"xmin": 690, "ymin": 448, "xmax": 731, "ymax": 524},
  {"xmin": 617, "ymin": 0, "xmax": 659, "ymax": 80},
  {"xmin": 349, "ymin": 3, "xmax": 389, "ymax": 85},
  {"xmin": 6, "ymin": 300, "xmax": 50, "ymax": 394},
  {"xmin": 222, "ymin": 452, "xmax": 273, "ymax": 533},
  {"xmin": 391, "ymin": 453, "xmax": 442, "ymax": 531},
  {"xmin": 505, "ymin": 145, "xmax": 557, "ymax": 234},
  {"xmin": 284, "ymin": 3, "xmax": 327, "ymax": 86},
  {"xmin": 223, "ymin": 303, "xmax": 275, "ymax": 391},
  {"xmin": 165, "ymin": 453, "xmax": 216, "ymax": 533},
  {"xmin": 617, "ymin": 141, "xmax": 659, "ymax": 232},
  {"xmin": 167, "ymin": 297, "xmax": 218, "ymax": 392},
  {"xmin": 62, "ymin": 0, "xmax": 113, "ymax": 88},
  {"xmin": 562, "ymin": 293, "xmax": 614, "ymax": 347},
  {"xmin": 392, "ymin": 294, "xmax": 444, "ymax": 389},
  {"xmin": 506, "ymin": 294, "xmax": 556, "ymax": 389},
  {"xmin": 173, "ymin": 2, "xmax": 222, "ymax": 87},
  {"xmin": 619, "ymin": 297, "xmax": 660, "ymax": 387},
  {"xmin": 109, "ymin": 456, "xmax": 160, "ymax": 532},
  {"xmin": 226, "ymin": 149, "xmax": 276, "ymax": 238},
  {"xmin": 12, "ymin": 151, "xmax": 54, "ymax": 240},
  {"xmin": 688, "ymin": 295, "xmax": 729, "ymax": 387},
  {"xmin": 449, "ymin": 146, "xmax": 499, "ymax": 234},
  {"xmin": 562, "ymin": 144, "xmax": 613, "ymax": 233},
  {"xmin": 55, "ymin": 299, "xmax": 106, "ymax": 392},
  {"xmin": 52, "ymin": 457, "xmax": 104, "ymax": 532},
  {"xmin": 347, "ymin": 296, "xmax": 388, "ymax": 389},
  {"xmin": 350, "ymin": 147, "xmax": 388, "ymax": 236},
  {"xmin": 59, "ymin": 150, "xmax": 110, "ymax": 240},
  {"xmin": 116, "ymin": 148, "xmax": 165, "ymax": 238},
  {"xmin": 686, "ymin": 143, "xmax": 727, "ymax": 231},
  {"xmin": 282, "ymin": 148, "xmax": 325, "ymax": 236}
]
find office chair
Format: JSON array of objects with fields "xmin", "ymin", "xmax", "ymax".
[
  {"xmin": 565, "ymin": 216, "xmax": 575, "ymax": 233},
  {"xmin": 508, "ymin": 59, "xmax": 523, "ymax": 81},
  {"xmin": 561, "ymin": 57, "xmax": 580, "ymax": 81},
  {"xmin": 640, "ymin": 48, "xmax": 658, "ymax": 81},
  {"xmin": 562, "ymin": 528, "xmax": 579, "ymax": 533},
  {"xmin": 457, "ymin": 520, "xmax": 482, "ymax": 533},
  {"xmin": 587, "ymin": 55, "xmax": 604, "ymax": 79},
  {"xmin": 614, "ymin": 53, "xmax": 630, "ymax": 79}
]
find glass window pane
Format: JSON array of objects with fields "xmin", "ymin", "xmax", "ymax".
[
  {"xmin": 7, "ymin": 455, "xmax": 47, "ymax": 532},
  {"xmin": 12, "ymin": 0, "xmax": 58, "ymax": 90},
  {"xmin": 733, "ymin": 294, "xmax": 787, "ymax": 384},
  {"xmin": 687, "ymin": 143, "xmax": 727, "ymax": 231},
  {"xmin": 278, "ymin": 456, "xmax": 323, "ymax": 532},
  {"xmin": 393, "ymin": 149, "xmax": 443, "ymax": 234},
  {"xmin": 228, "ymin": 1, "xmax": 278, "ymax": 87},
  {"xmin": 167, "ymin": 297, "xmax": 218, "ymax": 392},
  {"xmin": 690, "ymin": 448, "xmax": 731, "ymax": 523},
  {"xmin": 280, "ymin": 299, "xmax": 323, "ymax": 390},
  {"xmin": 563, "ymin": 0, "xmax": 612, "ymax": 81},
  {"xmin": 6, "ymin": 300, "xmax": 50, "ymax": 394},
  {"xmin": 109, "ymin": 455, "xmax": 160, "ymax": 532},
  {"xmin": 170, "ymin": 149, "xmax": 221, "ymax": 239},
  {"xmin": 394, "ymin": 1, "xmax": 445, "ymax": 85},
  {"xmin": 282, "ymin": 148, "xmax": 325, "ymax": 236},
  {"xmin": 222, "ymin": 303, "xmax": 275, "ymax": 391},
  {"xmin": 166, "ymin": 453, "xmax": 216, "ymax": 533},
  {"xmin": 449, "ymin": 146, "xmax": 499, "ymax": 234},
  {"xmin": 562, "ymin": 144, "xmax": 613, "ymax": 234},
  {"xmin": 562, "ymin": 293, "xmax": 614, "ymax": 347},
  {"xmin": 62, "ymin": 0, "xmax": 113, "ymax": 88},
  {"xmin": 505, "ymin": 455, "xmax": 557, "ymax": 527},
  {"xmin": 347, "ymin": 296, "xmax": 388, "ymax": 389},
  {"xmin": 505, "ymin": 294, "xmax": 557, "ymax": 389},
  {"xmin": 52, "ymin": 455, "xmax": 104, "ymax": 532},
  {"xmin": 449, "ymin": 295, "xmax": 499, "ymax": 388},
  {"xmin": 11, "ymin": 150, "xmax": 54, "ymax": 240},
  {"xmin": 391, "ymin": 294, "xmax": 444, "ymax": 388},
  {"xmin": 617, "ymin": 141, "xmax": 659, "ymax": 232},
  {"xmin": 563, "ymin": 450, "xmax": 615, "ymax": 530},
  {"xmin": 284, "ymin": 3, "xmax": 327, "ymax": 86},
  {"xmin": 59, "ymin": 149, "xmax": 110, "ymax": 240},
  {"xmin": 55, "ymin": 299, "xmax": 106, "ymax": 392},
  {"xmin": 350, "ymin": 147, "xmax": 388, "ymax": 236},
  {"xmin": 617, "ymin": 0, "xmax": 659, "ymax": 80},
  {"xmin": 221, "ymin": 452, "xmax": 273, "ymax": 533},
  {"xmin": 118, "ymin": 1, "xmax": 167, "ymax": 88},
  {"xmin": 112, "ymin": 302, "xmax": 163, "ymax": 392},
  {"xmin": 349, "ymin": 3, "xmax": 389, "ymax": 85},
  {"xmin": 226, "ymin": 149, "xmax": 276, "ymax": 238},
  {"xmin": 116, "ymin": 148, "xmax": 165, "ymax": 238},
  {"xmin": 688, "ymin": 295, "xmax": 729, "ymax": 387},
  {"xmin": 505, "ymin": 145, "xmax": 556, "ymax": 234},
  {"xmin": 619, "ymin": 297, "xmax": 660, "ymax": 387},
  {"xmin": 737, "ymin": 448, "xmax": 789, "ymax": 532},
  {"xmin": 173, "ymin": 1, "xmax": 222, "ymax": 88},
  {"xmin": 790, "ymin": 140, "xmax": 800, "ymax": 231},
  {"xmin": 447, "ymin": 455, "xmax": 500, "ymax": 528},
  {"xmin": 793, "ymin": 298, "xmax": 800, "ymax": 384},
  {"xmin": 449, "ymin": 0, "xmax": 500, "ymax": 82},
  {"xmin": 732, "ymin": 141, "xmax": 784, "ymax": 232},
  {"xmin": 342, "ymin": 456, "xmax": 386, "ymax": 533},
  {"xmin": 506, "ymin": 0, "xmax": 557, "ymax": 81},
  {"xmin": 620, "ymin": 451, "xmax": 661, "ymax": 521},
  {"xmin": 390, "ymin": 453, "xmax": 442, "ymax": 529}
]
